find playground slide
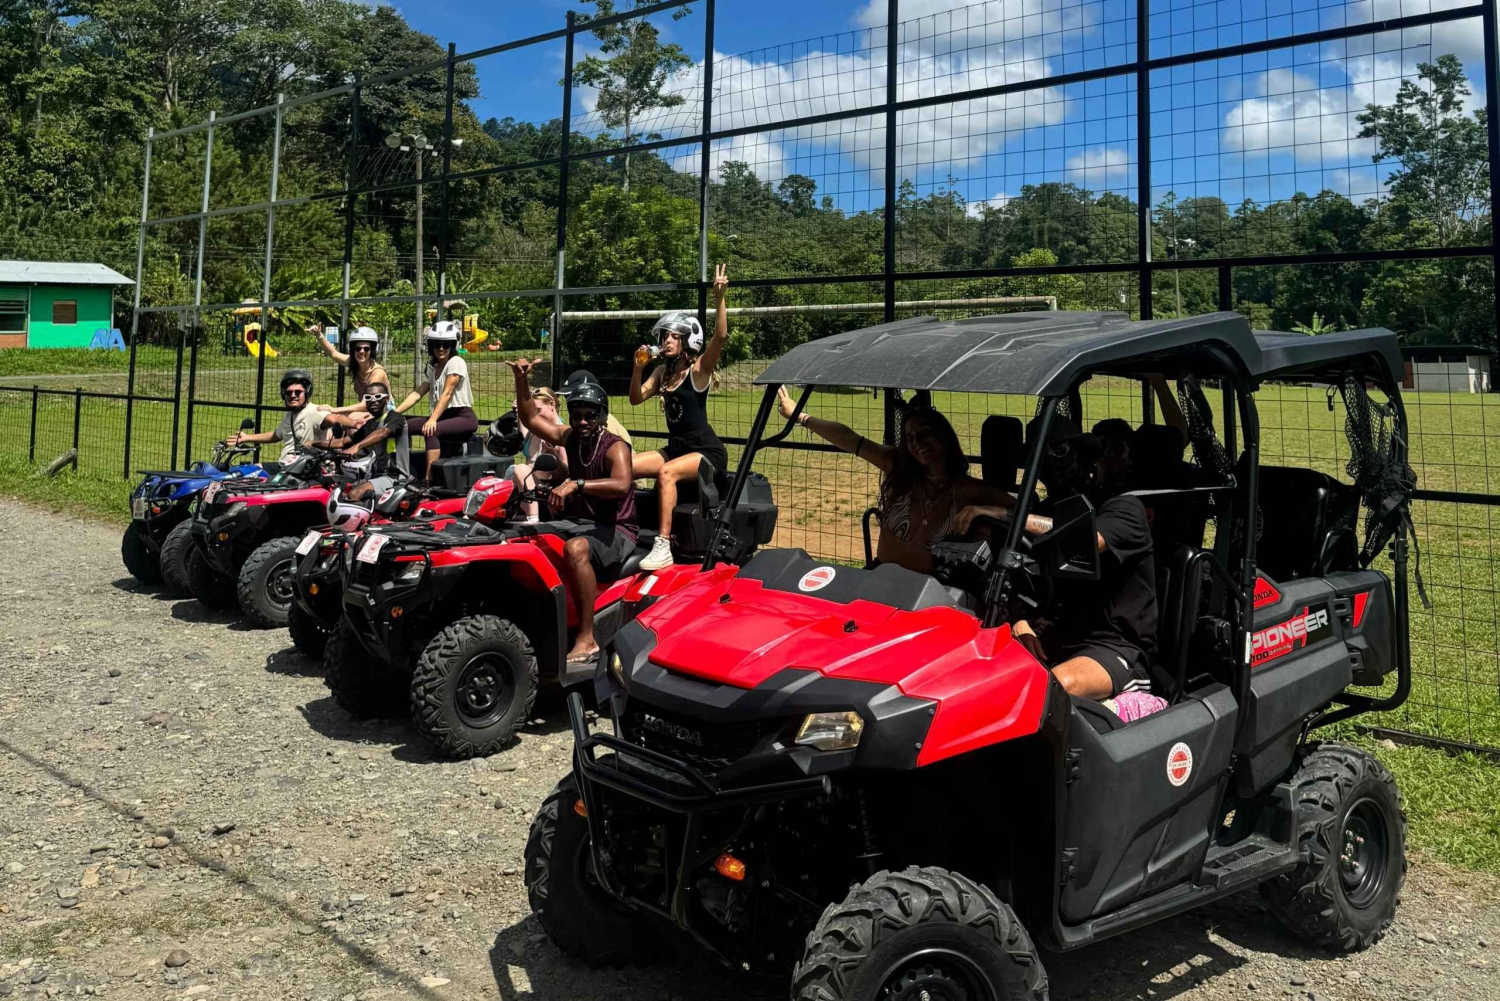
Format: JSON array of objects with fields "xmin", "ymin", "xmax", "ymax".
[{"xmin": 246, "ymin": 340, "xmax": 279, "ymax": 358}]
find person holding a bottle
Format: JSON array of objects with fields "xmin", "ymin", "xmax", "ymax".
[{"xmin": 627, "ymin": 262, "xmax": 732, "ymax": 571}]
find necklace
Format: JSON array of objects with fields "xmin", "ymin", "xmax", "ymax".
[
  {"xmin": 913, "ymin": 478, "xmax": 952, "ymax": 529},
  {"xmin": 575, "ymin": 430, "xmax": 600, "ymax": 468}
]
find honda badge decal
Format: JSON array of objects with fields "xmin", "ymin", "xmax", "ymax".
[
  {"xmin": 1253, "ymin": 577, "xmax": 1282, "ymax": 609},
  {"xmin": 798, "ymin": 566, "xmax": 837, "ymax": 592},
  {"xmin": 1167, "ymin": 742, "xmax": 1193, "ymax": 787}
]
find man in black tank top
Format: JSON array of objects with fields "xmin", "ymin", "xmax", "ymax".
[
  {"xmin": 627, "ymin": 263, "xmax": 734, "ymax": 571},
  {"xmin": 508, "ymin": 359, "xmax": 637, "ymax": 664}
]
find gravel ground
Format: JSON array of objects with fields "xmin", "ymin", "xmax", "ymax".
[{"xmin": 1, "ymin": 500, "xmax": 1498, "ymax": 1001}]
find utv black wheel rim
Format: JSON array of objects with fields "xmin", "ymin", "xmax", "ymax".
[
  {"xmin": 454, "ymin": 654, "xmax": 515, "ymax": 727},
  {"xmin": 1339, "ymin": 798, "xmax": 1389, "ymax": 909},
  {"xmin": 878, "ymin": 948, "xmax": 996, "ymax": 1001},
  {"xmin": 268, "ymin": 558, "xmax": 297, "ymax": 607}
]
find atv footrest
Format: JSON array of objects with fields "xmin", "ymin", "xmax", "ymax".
[{"xmin": 1200, "ymin": 833, "xmax": 1298, "ymax": 890}]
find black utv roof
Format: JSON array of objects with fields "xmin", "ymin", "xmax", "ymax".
[
  {"xmin": 754, "ymin": 310, "xmax": 1262, "ymax": 396},
  {"xmin": 1253, "ymin": 328, "xmax": 1404, "ymax": 382}
]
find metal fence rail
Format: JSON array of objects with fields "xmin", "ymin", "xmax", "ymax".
[{"xmin": 2, "ymin": 0, "xmax": 1499, "ymax": 755}]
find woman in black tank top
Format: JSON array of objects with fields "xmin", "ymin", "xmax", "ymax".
[{"xmin": 627, "ymin": 263, "xmax": 732, "ymax": 571}]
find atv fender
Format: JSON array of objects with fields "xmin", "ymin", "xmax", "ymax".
[{"xmin": 429, "ymin": 543, "xmax": 567, "ymax": 687}]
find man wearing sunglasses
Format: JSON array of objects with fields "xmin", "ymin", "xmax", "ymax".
[
  {"xmin": 224, "ymin": 369, "xmax": 335, "ymax": 464},
  {"xmin": 506, "ymin": 357, "xmax": 637, "ymax": 665},
  {"xmin": 309, "ymin": 378, "xmax": 410, "ymax": 500}
]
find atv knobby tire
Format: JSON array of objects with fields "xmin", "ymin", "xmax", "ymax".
[
  {"xmin": 1261, "ymin": 742, "xmax": 1407, "ymax": 951},
  {"xmin": 159, "ymin": 520, "xmax": 195, "ymax": 598},
  {"xmin": 525, "ymin": 771, "xmax": 670, "ymax": 967},
  {"xmin": 185, "ymin": 543, "xmax": 238, "ymax": 610},
  {"xmin": 412, "ymin": 615, "xmax": 537, "ymax": 759},
  {"xmin": 237, "ymin": 535, "xmax": 303, "ymax": 628},
  {"xmin": 288, "ymin": 601, "xmax": 332, "ymax": 660},
  {"xmin": 323, "ymin": 620, "xmax": 408, "ymax": 719},
  {"xmin": 120, "ymin": 524, "xmax": 162, "ymax": 585},
  {"xmin": 793, "ymin": 866, "xmax": 1048, "ymax": 1001}
]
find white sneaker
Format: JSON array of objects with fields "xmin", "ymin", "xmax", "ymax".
[{"xmin": 638, "ymin": 535, "xmax": 675, "ymax": 571}]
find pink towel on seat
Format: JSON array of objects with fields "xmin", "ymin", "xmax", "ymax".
[{"xmin": 1102, "ymin": 691, "xmax": 1169, "ymax": 722}]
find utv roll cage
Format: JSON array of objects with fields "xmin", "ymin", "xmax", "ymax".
[{"xmin": 703, "ymin": 310, "xmax": 1414, "ymax": 734}]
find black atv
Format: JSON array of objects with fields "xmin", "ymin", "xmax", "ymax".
[{"xmin": 531, "ymin": 312, "xmax": 1417, "ymax": 1000}]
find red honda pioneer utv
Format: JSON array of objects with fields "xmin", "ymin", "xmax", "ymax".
[
  {"xmin": 328, "ymin": 455, "xmax": 778, "ymax": 759},
  {"xmin": 533, "ymin": 311, "xmax": 1417, "ymax": 1000}
]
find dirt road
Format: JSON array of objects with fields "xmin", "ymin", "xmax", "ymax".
[{"xmin": 1, "ymin": 501, "xmax": 1498, "ymax": 1000}]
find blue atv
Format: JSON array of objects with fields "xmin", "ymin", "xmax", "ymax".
[{"xmin": 122, "ymin": 422, "xmax": 268, "ymax": 595}]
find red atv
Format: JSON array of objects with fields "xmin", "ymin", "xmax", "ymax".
[
  {"xmin": 533, "ymin": 313, "xmax": 1416, "ymax": 1000},
  {"xmin": 187, "ymin": 441, "xmax": 511, "ymax": 628},
  {"xmin": 329, "ymin": 457, "xmax": 778, "ymax": 759},
  {"xmin": 284, "ymin": 482, "xmax": 470, "ymax": 659}
]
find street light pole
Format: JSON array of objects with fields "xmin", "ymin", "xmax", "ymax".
[{"xmin": 414, "ymin": 148, "xmax": 424, "ymax": 388}]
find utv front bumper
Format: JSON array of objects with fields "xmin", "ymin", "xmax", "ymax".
[
  {"xmin": 342, "ymin": 563, "xmax": 463, "ymax": 663},
  {"xmin": 190, "ymin": 504, "xmax": 264, "ymax": 576}
]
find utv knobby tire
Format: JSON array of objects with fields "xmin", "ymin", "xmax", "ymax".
[
  {"xmin": 1261, "ymin": 742, "xmax": 1407, "ymax": 951},
  {"xmin": 237, "ymin": 535, "xmax": 303, "ymax": 629},
  {"xmin": 121, "ymin": 525, "xmax": 162, "ymax": 585},
  {"xmin": 323, "ymin": 620, "xmax": 408, "ymax": 719},
  {"xmin": 525, "ymin": 771, "xmax": 669, "ymax": 967},
  {"xmin": 288, "ymin": 601, "xmax": 332, "ymax": 661},
  {"xmin": 159, "ymin": 520, "xmax": 195, "ymax": 598},
  {"xmin": 185, "ymin": 543, "xmax": 238, "ymax": 611},
  {"xmin": 411, "ymin": 615, "xmax": 537, "ymax": 759},
  {"xmin": 793, "ymin": 866, "xmax": 1048, "ymax": 1001}
]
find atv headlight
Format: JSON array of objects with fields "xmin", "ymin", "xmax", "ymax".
[
  {"xmin": 392, "ymin": 556, "xmax": 426, "ymax": 585},
  {"xmin": 609, "ymin": 652, "xmax": 626, "ymax": 686},
  {"xmin": 795, "ymin": 712, "xmax": 864, "ymax": 751}
]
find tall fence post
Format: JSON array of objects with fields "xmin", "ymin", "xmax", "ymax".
[
  {"xmin": 1135, "ymin": 0, "xmax": 1152, "ymax": 319},
  {"xmin": 438, "ymin": 44, "xmax": 456, "ymax": 310},
  {"xmin": 1482, "ymin": 0, "xmax": 1500, "ymax": 335},
  {"xmin": 28, "ymin": 386, "xmax": 38, "ymax": 462},
  {"xmin": 338, "ymin": 76, "xmax": 362, "ymax": 408},
  {"xmin": 883, "ymin": 0, "xmax": 898, "ymax": 327},
  {"xmin": 170, "ymin": 320, "xmax": 185, "ymax": 468},
  {"xmin": 554, "ymin": 11, "xmax": 576, "ymax": 378},
  {"xmin": 123, "ymin": 126, "xmax": 154, "ymax": 478},
  {"xmin": 187, "ymin": 112, "xmax": 216, "ymax": 461},
  {"xmin": 255, "ymin": 95, "xmax": 284, "ymax": 434},
  {"xmin": 697, "ymin": 0, "xmax": 716, "ymax": 328},
  {"xmin": 72, "ymin": 387, "xmax": 83, "ymax": 459}
]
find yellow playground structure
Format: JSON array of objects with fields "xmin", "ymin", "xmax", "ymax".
[
  {"xmin": 233, "ymin": 302, "xmax": 279, "ymax": 358},
  {"xmin": 427, "ymin": 300, "xmax": 491, "ymax": 351}
]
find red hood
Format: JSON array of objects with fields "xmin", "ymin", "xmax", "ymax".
[
  {"xmin": 241, "ymin": 486, "xmax": 330, "ymax": 506},
  {"xmin": 643, "ymin": 576, "xmax": 1012, "ymax": 692}
]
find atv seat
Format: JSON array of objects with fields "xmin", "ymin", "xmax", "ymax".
[
  {"xmin": 1254, "ymin": 466, "xmax": 1360, "ymax": 580},
  {"xmin": 1151, "ymin": 542, "xmax": 1238, "ymax": 699}
]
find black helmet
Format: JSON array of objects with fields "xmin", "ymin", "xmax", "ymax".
[
  {"xmin": 485, "ymin": 411, "xmax": 523, "ymax": 457},
  {"xmin": 280, "ymin": 368, "xmax": 314, "ymax": 396},
  {"xmin": 559, "ymin": 369, "xmax": 599, "ymax": 393},
  {"xmin": 564, "ymin": 380, "xmax": 609, "ymax": 417}
]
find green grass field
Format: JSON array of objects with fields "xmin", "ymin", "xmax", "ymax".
[{"xmin": 1, "ymin": 356, "xmax": 1499, "ymax": 873}]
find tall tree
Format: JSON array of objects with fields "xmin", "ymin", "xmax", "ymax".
[{"xmin": 571, "ymin": 0, "xmax": 692, "ymax": 194}]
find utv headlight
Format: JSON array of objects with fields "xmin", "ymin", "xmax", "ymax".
[
  {"xmin": 795, "ymin": 711, "xmax": 864, "ymax": 751},
  {"xmin": 609, "ymin": 652, "xmax": 626, "ymax": 686}
]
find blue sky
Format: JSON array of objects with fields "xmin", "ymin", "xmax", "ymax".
[{"xmin": 393, "ymin": 0, "xmax": 1490, "ymax": 220}]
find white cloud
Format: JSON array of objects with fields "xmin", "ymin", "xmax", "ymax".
[
  {"xmin": 1064, "ymin": 145, "xmax": 1132, "ymax": 192},
  {"xmin": 964, "ymin": 188, "xmax": 1014, "ymax": 217}
]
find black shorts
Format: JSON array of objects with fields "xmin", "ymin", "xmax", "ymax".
[
  {"xmin": 659, "ymin": 437, "xmax": 729, "ymax": 476},
  {"xmin": 582, "ymin": 525, "xmax": 636, "ymax": 582},
  {"xmin": 1042, "ymin": 637, "xmax": 1152, "ymax": 697}
]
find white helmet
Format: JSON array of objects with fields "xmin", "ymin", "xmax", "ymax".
[
  {"xmin": 348, "ymin": 326, "xmax": 379, "ymax": 347},
  {"xmin": 426, "ymin": 320, "xmax": 461, "ymax": 345},
  {"xmin": 325, "ymin": 488, "xmax": 371, "ymax": 532},
  {"xmin": 652, "ymin": 311, "xmax": 704, "ymax": 354}
]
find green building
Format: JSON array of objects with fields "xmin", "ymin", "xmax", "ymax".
[{"xmin": 0, "ymin": 261, "xmax": 133, "ymax": 349}]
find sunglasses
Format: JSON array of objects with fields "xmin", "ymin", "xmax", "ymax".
[
  {"xmin": 570, "ymin": 408, "xmax": 602, "ymax": 423},
  {"xmin": 352, "ymin": 343, "xmax": 374, "ymax": 352},
  {"xmin": 361, "ymin": 393, "xmax": 389, "ymax": 404},
  {"xmin": 282, "ymin": 388, "xmax": 307, "ymax": 398}
]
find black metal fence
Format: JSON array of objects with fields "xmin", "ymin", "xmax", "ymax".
[{"xmin": 2, "ymin": 0, "xmax": 1499, "ymax": 753}]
